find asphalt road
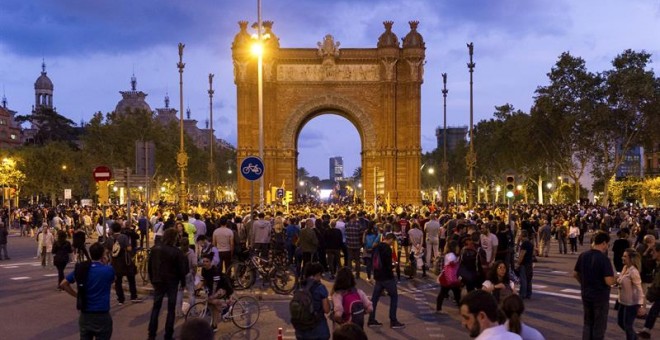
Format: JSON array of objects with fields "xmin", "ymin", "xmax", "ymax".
[{"xmin": 1, "ymin": 231, "xmax": 658, "ymax": 339}]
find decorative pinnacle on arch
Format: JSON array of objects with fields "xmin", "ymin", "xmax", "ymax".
[
  {"xmin": 409, "ymin": 20, "xmax": 419, "ymax": 30},
  {"xmin": 384, "ymin": 21, "xmax": 394, "ymax": 31},
  {"xmin": 238, "ymin": 20, "xmax": 248, "ymax": 31}
]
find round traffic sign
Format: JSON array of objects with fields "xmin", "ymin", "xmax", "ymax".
[
  {"xmin": 240, "ymin": 156, "xmax": 264, "ymax": 181},
  {"xmin": 93, "ymin": 166, "xmax": 112, "ymax": 182}
]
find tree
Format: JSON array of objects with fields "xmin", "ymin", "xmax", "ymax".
[
  {"xmin": 16, "ymin": 108, "xmax": 78, "ymax": 146},
  {"xmin": 590, "ymin": 50, "xmax": 660, "ymax": 204},
  {"xmin": 297, "ymin": 167, "xmax": 310, "ymax": 179},
  {"xmin": 352, "ymin": 167, "xmax": 362, "ymax": 179},
  {"xmin": 531, "ymin": 52, "xmax": 600, "ymax": 203}
]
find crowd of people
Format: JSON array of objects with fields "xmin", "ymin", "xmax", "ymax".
[{"xmin": 1, "ymin": 200, "xmax": 659, "ymax": 339}]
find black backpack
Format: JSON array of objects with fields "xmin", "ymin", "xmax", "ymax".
[
  {"xmin": 290, "ymin": 280, "xmax": 321, "ymax": 331},
  {"xmin": 74, "ymin": 261, "xmax": 92, "ymax": 311}
]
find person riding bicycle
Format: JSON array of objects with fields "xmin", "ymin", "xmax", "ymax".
[{"xmin": 199, "ymin": 253, "xmax": 234, "ymax": 332}]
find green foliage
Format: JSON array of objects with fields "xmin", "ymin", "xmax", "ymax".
[{"xmin": 16, "ymin": 108, "xmax": 78, "ymax": 146}]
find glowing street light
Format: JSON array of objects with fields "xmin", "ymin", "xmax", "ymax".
[
  {"xmin": 546, "ymin": 182, "xmax": 553, "ymax": 189},
  {"xmin": 428, "ymin": 167, "xmax": 435, "ymax": 175}
]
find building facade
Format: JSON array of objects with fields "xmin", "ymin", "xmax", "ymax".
[
  {"xmin": 436, "ymin": 126, "xmax": 467, "ymax": 151},
  {"xmin": 0, "ymin": 98, "xmax": 22, "ymax": 149},
  {"xmin": 644, "ymin": 143, "xmax": 660, "ymax": 177},
  {"xmin": 616, "ymin": 145, "xmax": 642, "ymax": 179}
]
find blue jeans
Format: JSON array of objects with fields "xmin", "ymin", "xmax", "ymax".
[
  {"xmin": 519, "ymin": 264, "xmax": 533, "ymax": 298},
  {"xmin": 79, "ymin": 312, "xmax": 112, "ymax": 340},
  {"xmin": 617, "ymin": 304, "xmax": 639, "ymax": 340},
  {"xmin": 370, "ymin": 279, "xmax": 399, "ymax": 323},
  {"xmin": 149, "ymin": 281, "xmax": 179, "ymax": 340},
  {"xmin": 582, "ymin": 299, "xmax": 610, "ymax": 340}
]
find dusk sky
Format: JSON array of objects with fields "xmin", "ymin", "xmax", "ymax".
[{"xmin": 1, "ymin": 0, "xmax": 658, "ymax": 179}]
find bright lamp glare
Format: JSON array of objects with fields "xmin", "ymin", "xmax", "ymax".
[
  {"xmin": 506, "ymin": 191, "xmax": 514, "ymax": 198},
  {"xmin": 251, "ymin": 42, "xmax": 263, "ymax": 56}
]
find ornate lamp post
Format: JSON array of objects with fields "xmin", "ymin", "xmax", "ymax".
[
  {"xmin": 466, "ymin": 42, "xmax": 476, "ymax": 208},
  {"xmin": 177, "ymin": 43, "xmax": 189, "ymax": 210},
  {"xmin": 208, "ymin": 73, "xmax": 216, "ymax": 204},
  {"xmin": 441, "ymin": 73, "xmax": 449, "ymax": 209}
]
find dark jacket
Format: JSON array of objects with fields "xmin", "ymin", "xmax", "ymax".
[
  {"xmin": 148, "ymin": 243, "xmax": 187, "ymax": 287},
  {"xmin": 0, "ymin": 227, "xmax": 8, "ymax": 245},
  {"xmin": 324, "ymin": 228, "xmax": 344, "ymax": 250},
  {"xmin": 373, "ymin": 242, "xmax": 394, "ymax": 282}
]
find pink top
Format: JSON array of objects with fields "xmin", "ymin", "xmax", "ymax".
[{"xmin": 617, "ymin": 265, "xmax": 644, "ymax": 306}]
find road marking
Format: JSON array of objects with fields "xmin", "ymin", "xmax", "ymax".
[
  {"xmin": 44, "ymin": 273, "xmax": 58, "ymax": 277},
  {"xmin": 0, "ymin": 262, "xmax": 40, "ymax": 267},
  {"xmin": 2, "ymin": 266, "xmax": 18, "ymax": 268},
  {"xmin": 11, "ymin": 276, "xmax": 30, "ymax": 280},
  {"xmin": 560, "ymin": 288, "xmax": 581, "ymax": 294},
  {"xmin": 551, "ymin": 270, "xmax": 568, "ymax": 274},
  {"xmin": 537, "ymin": 290, "xmax": 616, "ymax": 304}
]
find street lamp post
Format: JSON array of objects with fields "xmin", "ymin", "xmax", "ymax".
[
  {"xmin": 208, "ymin": 73, "xmax": 216, "ymax": 205},
  {"xmin": 466, "ymin": 43, "xmax": 476, "ymax": 209},
  {"xmin": 441, "ymin": 73, "xmax": 449, "ymax": 209},
  {"xmin": 176, "ymin": 43, "xmax": 189, "ymax": 211},
  {"xmin": 255, "ymin": 0, "xmax": 265, "ymax": 209}
]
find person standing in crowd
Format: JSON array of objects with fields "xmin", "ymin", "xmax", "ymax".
[
  {"xmin": 638, "ymin": 241, "xmax": 660, "ymax": 339},
  {"xmin": 556, "ymin": 220, "xmax": 568, "ymax": 255},
  {"xmin": 424, "ymin": 213, "xmax": 441, "ymax": 269},
  {"xmin": 574, "ymin": 231, "xmax": 616, "ymax": 340},
  {"xmin": 285, "ymin": 217, "xmax": 300, "ymax": 266},
  {"xmin": 482, "ymin": 260, "xmax": 516, "ymax": 304},
  {"xmin": 270, "ymin": 216, "xmax": 288, "ymax": 267},
  {"xmin": 53, "ymin": 230, "xmax": 73, "ymax": 290},
  {"xmin": 293, "ymin": 263, "xmax": 330, "ymax": 340},
  {"xmin": 182, "ymin": 213, "xmax": 196, "ymax": 250},
  {"xmin": 137, "ymin": 213, "xmax": 149, "ymax": 249},
  {"xmin": 325, "ymin": 220, "xmax": 344, "ymax": 280},
  {"xmin": 368, "ymin": 233, "xmax": 405, "ymax": 329},
  {"xmin": 0, "ymin": 222, "xmax": 9, "ymax": 260},
  {"xmin": 458, "ymin": 233, "xmax": 482, "ymax": 292},
  {"xmin": 363, "ymin": 222, "xmax": 381, "ymax": 282},
  {"xmin": 197, "ymin": 235, "xmax": 220, "ymax": 267},
  {"xmin": 517, "ymin": 231, "xmax": 534, "ymax": 300},
  {"xmin": 331, "ymin": 266, "xmax": 373, "ymax": 329},
  {"xmin": 612, "ymin": 229, "xmax": 631, "ymax": 273},
  {"xmin": 192, "ymin": 213, "xmax": 207, "ymax": 244},
  {"xmin": 501, "ymin": 294, "xmax": 545, "ymax": 340},
  {"xmin": 459, "ymin": 289, "xmax": 522, "ymax": 339},
  {"xmin": 345, "ymin": 214, "xmax": 363, "ymax": 280},
  {"xmin": 437, "ymin": 240, "xmax": 462, "ymax": 313},
  {"xmin": 60, "ymin": 242, "xmax": 115, "ymax": 340},
  {"xmin": 480, "ymin": 221, "xmax": 499, "ymax": 268},
  {"xmin": 108, "ymin": 222, "xmax": 141, "ymax": 305},
  {"xmin": 38, "ymin": 223, "xmax": 54, "ymax": 267},
  {"xmin": 299, "ymin": 218, "xmax": 319, "ymax": 277},
  {"xmin": 569, "ymin": 221, "xmax": 580, "ymax": 255},
  {"xmin": 212, "ymin": 217, "xmax": 234, "ymax": 274},
  {"xmin": 153, "ymin": 216, "xmax": 165, "ymax": 246},
  {"xmin": 538, "ymin": 219, "xmax": 552, "ymax": 258},
  {"xmin": 408, "ymin": 222, "xmax": 426, "ymax": 277},
  {"xmin": 176, "ymin": 237, "xmax": 197, "ymax": 318},
  {"xmin": 616, "ymin": 248, "xmax": 644, "ymax": 340},
  {"xmin": 251, "ymin": 212, "xmax": 272, "ymax": 258}
]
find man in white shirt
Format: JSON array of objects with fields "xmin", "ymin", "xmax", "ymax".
[
  {"xmin": 459, "ymin": 290, "xmax": 522, "ymax": 339},
  {"xmin": 424, "ymin": 213, "xmax": 441, "ymax": 266},
  {"xmin": 212, "ymin": 218, "xmax": 234, "ymax": 274},
  {"xmin": 480, "ymin": 223, "xmax": 499, "ymax": 266}
]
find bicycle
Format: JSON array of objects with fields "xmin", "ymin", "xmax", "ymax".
[
  {"xmin": 185, "ymin": 288, "xmax": 260, "ymax": 329},
  {"xmin": 231, "ymin": 251, "xmax": 298, "ymax": 294},
  {"xmin": 133, "ymin": 247, "xmax": 150, "ymax": 284}
]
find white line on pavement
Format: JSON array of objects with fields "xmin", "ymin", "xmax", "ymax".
[
  {"xmin": 2, "ymin": 266, "xmax": 18, "ymax": 268},
  {"xmin": 10, "ymin": 276, "xmax": 30, "ymax": 280},
  {"xmin": 537, "ymin": 290, "xmax": 616, "ymax": 304},
  {"xmin": 551, "ymin": 270, "xmax": 568, "ymax": 274},
  {"xmin": 534, "ymin": 285, "xmax": 547, "ymax": 289},
  {"xmin": 44, "ymin": 273, "xmax": 58, "ymax": 277},
  {"xmin": 0, "ymin": 262, "xmax": 40, "ymax": 267}
]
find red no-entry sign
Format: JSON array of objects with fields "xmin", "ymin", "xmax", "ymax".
[{"xmin": 93, "ymin": 166, "xmax": 112, "ymax": 182}]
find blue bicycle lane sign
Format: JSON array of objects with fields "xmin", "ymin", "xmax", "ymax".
[{"xmin": 240, "ymin": 156, "xmax": 264, "ymax": 181}]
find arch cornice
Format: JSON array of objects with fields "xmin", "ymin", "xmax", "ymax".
[{"xmin": 279, "ymin": 94, "xmax": 376, "ymax": 150}]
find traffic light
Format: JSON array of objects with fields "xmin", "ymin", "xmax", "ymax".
[
  {"xmin": 505, "ymin": 175, "xmax": 515, "ymax": 198},
  {"xmin": 284, "ymin": 190, "xmax": 293, "ymax": 204}
]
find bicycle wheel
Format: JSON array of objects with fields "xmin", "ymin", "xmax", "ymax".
[
  {"xmin": 139, "ymin": 261, "xmax": 149, "ymax": 284},
  {"xmin": 270, "ymin": 267, "xmax": 298, "ymax": 295},
  {"xmin": 230, "ymin": 296, "xmax": 260, "ymax": 329},
  {"xmin": 185, "ymin": 302, "xmax": 211, "ymax": 322},
  {"xmin": 228, "ymin": 262, "xmax": 246, "ymax": 290},
  {"xmin": 235, "ymin": 265, "xmax": 257, "ymax": 290}
]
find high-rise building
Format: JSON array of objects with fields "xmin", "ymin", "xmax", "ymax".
[
  {"xmin": 436, "ymin": 126, "xmax": 468, "ymax": 151},
  {"xmin": 616, "ymin": 145, "xmax": 642, "ymax": 179},
  {"xmin": 329, "ymin": 156, "xmax": 344, "ymax": 182}
]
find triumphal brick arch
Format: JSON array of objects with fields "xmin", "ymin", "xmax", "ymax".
[{"xmin": 231, "ymin": 20, "xmax": 425, "ymax": 204}]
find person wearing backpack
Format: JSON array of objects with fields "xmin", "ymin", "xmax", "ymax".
[
  {"xmin": 362, "ymin": 223, "xmax": 381, "ymax": 282},
  {"xmin": 368, "ymin": 233, "xmax": 405, "ymax": 329},
  {"xmin": 60, "ymin": 242, "xmax": 115, "ymax": 339},
  {"xmin": 53, "ymin": 230, "xmax": 73, "ymax": 290},
  {"xmin": 290, "ymin": 262, "xmax": 330, "ymax": 339},
  {"xmin": 331, "ymin": 267, "xmax": 373, "ymax": 329},
  {"xmin": 436, "ymin": 240, "xmax": 461, "ymax": 313},
  {"xmin": 108, "ymin": 222, "xmax": 141, "ymax": 305}
]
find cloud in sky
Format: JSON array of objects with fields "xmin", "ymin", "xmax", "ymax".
[{"xmin": 1, "ymin": 0, "xmax": 659, "ymax": 178}]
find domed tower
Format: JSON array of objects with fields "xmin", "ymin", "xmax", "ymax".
[
  {"xmin": 114, "ymin": 74, "xmax": 152, "ymax": 115},
  {"xmin": 34, "ymin": 60, "xmax": 54, "ymax": 111}
]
